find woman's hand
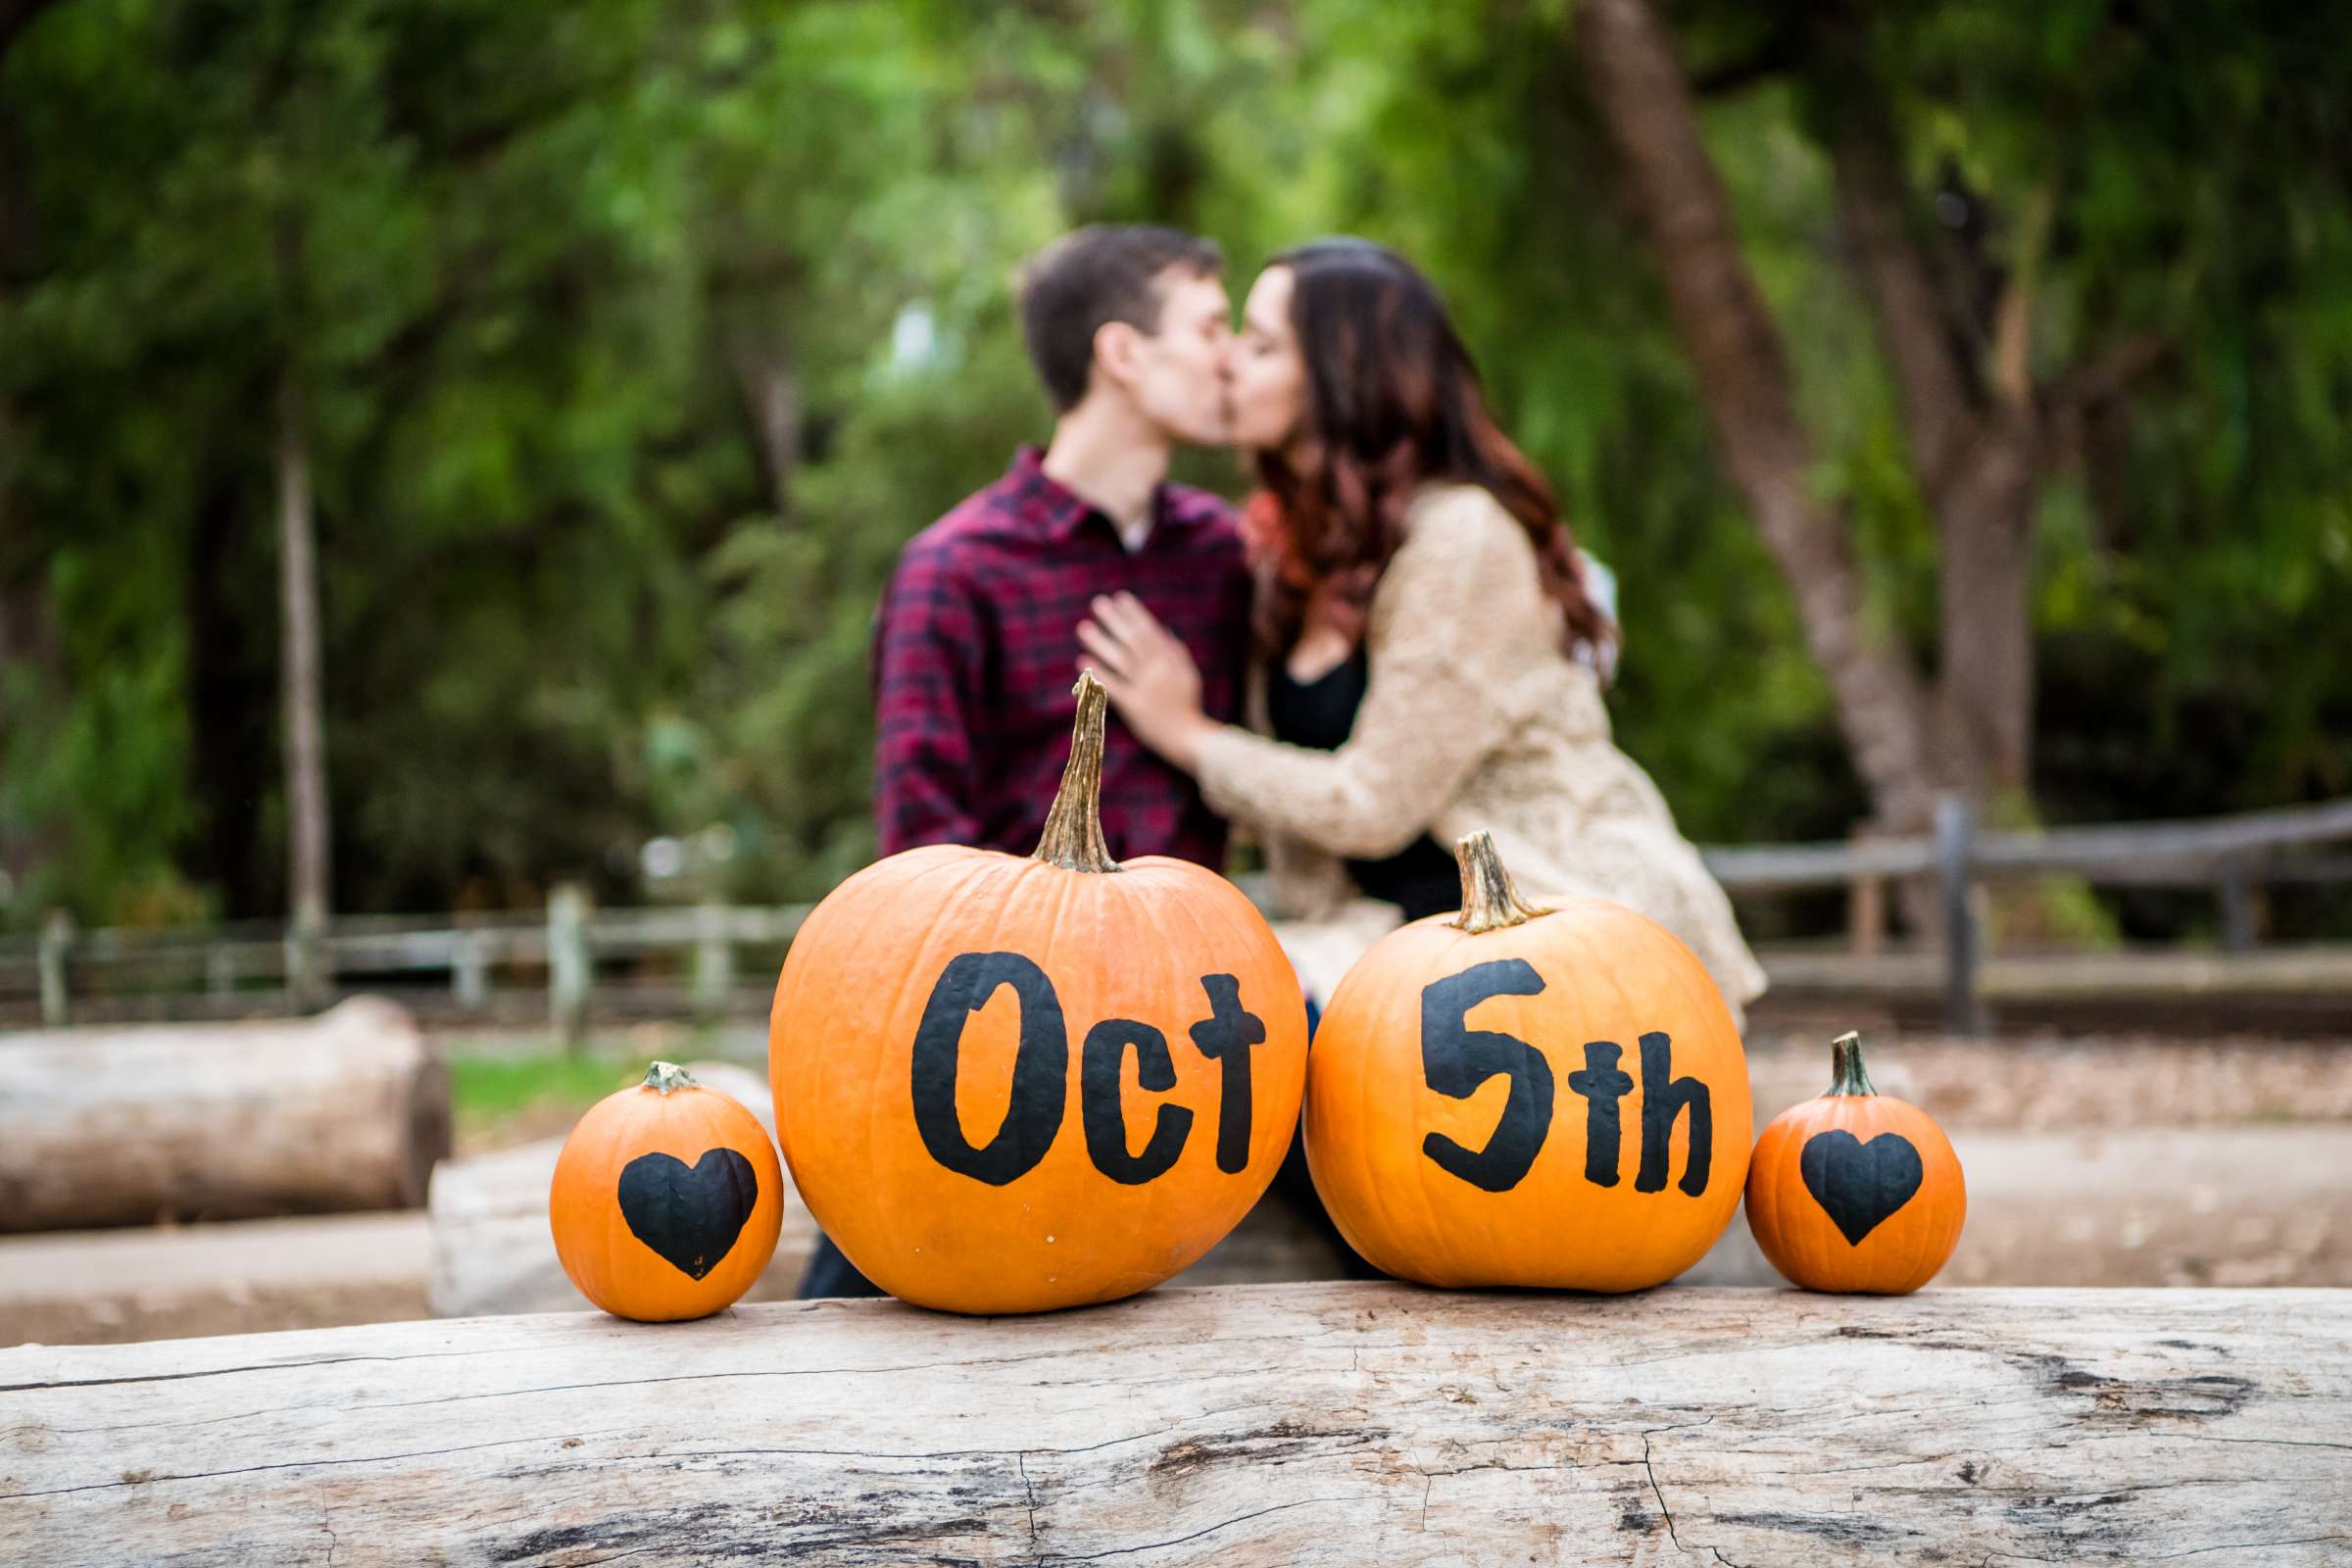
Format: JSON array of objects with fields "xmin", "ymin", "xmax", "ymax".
[{"xmin": 1077, "ymin": 592, "xmax": 1220, "ymax": 773}]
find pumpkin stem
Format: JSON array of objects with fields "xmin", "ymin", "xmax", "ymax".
[
  {"xmin": 1827, "ymin": 1031, "xmax": 1879, "ymax": 1097},
  {"xmin": 1450, "ymin": 830, "xmax": 1550, "ymax": 934},
  {"xmin": 1032, "ymin": 671, "xmax": 1121, "ymax": 874},
  {"xmin": 643, "ymin": 1060, "xmax": 699, "ymax": 1095}
]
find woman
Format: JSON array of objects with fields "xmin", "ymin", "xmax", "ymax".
[{"xmin": 1077, "ymin": 238, "xmax": 1767, "ymax": 1027}]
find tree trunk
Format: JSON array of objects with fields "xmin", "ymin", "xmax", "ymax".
[
  {"xmin": 0, "ymin": 0, "xmax": 64, "ymax": 69},
  {"xmin": 275, "ymin": 367, "xmax": 331, "ymax": 968},
  {"xmin": 1934, "ymin": 428, "xmax": 2038, "ymax": 797},
  {"xmin": 0, "ymin": 110, "xmax": 22, "ymax": 663},
  {"xmin": 0, "ymin": 997, "xmax": 450, "ymax": 1232},
  {"xmin": 727, "ymin": 318, "xmax": 799, "ymax": 520},
  {"xmin": 0, "ymin": 93, "xmax": 57, "ymax": 908},
  {"xmin": 4, "ymin": 1284, "xmax": 2343, "ymax": 1564},
  {"xmin": 1819, "ymin": 116, "xmax": 1982, "ymax": 494},
  {"xmin": 1817, "ymin": 82, "xmax": 2043, "ymax": 803},
  {"xmin": 0, "ymin": 402, "xmax": 33, "ymax": 693},
  {"xmin": 184, "ymin": 470, "xmax": 270, "ymax": 916},
  {"xmin": 1576, "ymin": 0, "xmax": 1939, "ymax": 833}
]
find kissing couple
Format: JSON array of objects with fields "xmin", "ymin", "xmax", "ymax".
[
  {"xmin": 798, "ymin": 224, "xmax": 1767, "ymax": 1300},
  {"xmin": 873, "ymin": 222, "xmax": 1759, "ymax": 1020}
]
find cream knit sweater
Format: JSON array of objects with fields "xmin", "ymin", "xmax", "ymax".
[{"xmin": 1194, "ymin": 481, "xmax": 1769, "ymax": 1026}]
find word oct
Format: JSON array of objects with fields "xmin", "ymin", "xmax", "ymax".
[{"xmin": 907, "ymin": 951, "xmax": 1266, "ymax": 1187}]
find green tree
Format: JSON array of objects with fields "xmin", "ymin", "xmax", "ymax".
[{"xmin": 1, "ymin": 0, "xmax": 2345, "ymax": 948}]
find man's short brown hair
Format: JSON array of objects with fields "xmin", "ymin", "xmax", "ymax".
[{"xmin": 1017, "ymin": 224, "xmax": 1224, "ymax": 412}]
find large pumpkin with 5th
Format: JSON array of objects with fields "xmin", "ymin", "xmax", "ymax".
[
  {"xmin": 1305, "ymin": 831, "xmax": 1751, "ymax": 1291},
  {"xmin": 769, "ymin": 674, "xmax": 1308, "ymax": 1314},
  {"xmin": 550, "ymin": 1060, "xmax": 785, "ymax": 1321}
]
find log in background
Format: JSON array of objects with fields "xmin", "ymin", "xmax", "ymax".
[
  {"xmin": 2, "ymin": 1282, "xmax": 2346, "ymax": 1565},
  {"xmin": 0, "ymin": 998, "xmax": 448, "ymax": 1232}
]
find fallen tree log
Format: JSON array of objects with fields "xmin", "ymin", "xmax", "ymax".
[
  {"xmin": 0, "ymin": 1212, "xmax": 429, "ymax": 1348},
  {"xmin": 0, "ymin": 997, "xmax": 449, "ymax": 1232},
  {"xmin": 2, "ymin": 1283, "xmax": 2343, "ymax": 1565},
  {"xmin": 434, "ymin": 1114, "xmax": 2352, "ymax": 1312}
]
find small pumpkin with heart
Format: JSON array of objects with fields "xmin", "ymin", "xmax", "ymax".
[
  {"xmin": 551, "ymin": 1060, "xmax": 785, "ymax": 1321},
  {"xmin": 1744, "ymin": 1031, "xmax": 1965, "ymax": 1294}
]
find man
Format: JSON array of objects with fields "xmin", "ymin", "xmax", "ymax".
[
  {"xmin": 871, "ymin": 223, "xmax": 1250, "ymax": 868},
  {"xmin": 799, "ymin": 224, "xmax": 1253, "ymax": 1298}
]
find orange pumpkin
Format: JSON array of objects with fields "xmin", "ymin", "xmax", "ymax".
[
  {"xmin": 550, "ymin": 1060, "xmax": 784, "ymax": 1321},
  {"xmin": 769, "ymin": 674, "xmax": 1308, "ymax": 1314},
  {"xmin": 1304, "ymin": 831, "xmax": 1751, "ymax": 1291},
  {"xmin": 1744, "ymin": 1031, "xmax": 1965, "ymax": 1294}
]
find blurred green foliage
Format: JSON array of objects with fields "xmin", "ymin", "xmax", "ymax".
[
  {"xmin": 2, "ymin": 0, "xmax": 2347, "ymax": 940},
  {"xmin": 448, "ymin": 1050, "xmax": 645, "ymax": 1126}
]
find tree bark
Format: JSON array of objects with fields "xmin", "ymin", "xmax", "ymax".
[
  {"xmin": 1817, "ymin": 79, "xmax": 2043, "ymax": 800},
  {"xmin": 1933, "ymin": 425, "xmax": 2038, "ymax": 796},
  {"xmin": 0, "ymin": 0, "xmax": 64, "ymax": 65},
  {"xmin": 275, "ymin": 366, "xmax": 331, "ymax": 956},
  {"xmin": 3, "ymin": 1284, "xmax": 2343, "ymax": 1564},
  {"xmin": 184, "ymin": 472, "xmax": 270, "ymax": 917},
  {"xmin": 0, "ymin": 59, "xmax": 53, "ymax": 904},
  {"xmin": 1582, "ymin": 0, "xmax": 2100, "ymax": 825},
  {"xmin": 0, "ymin": 403, "xmax": 32, "ymax": 688},
  {"xmin": 727, "ymin": 318, "xmax": 799, "ymax": 520},
  {"xmin": 0, "ymin": 997, "xmax": 450, "ymax": 1231},
  {"xmin": 1576, "ymin": 0, "xmax": 1939, "ymax": 832},
  {"xmin": 1820, "ymin": 114, "xmax": 1982, "ymax": 493}
]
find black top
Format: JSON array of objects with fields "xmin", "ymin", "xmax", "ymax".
[{"xmin": 1265, "ymin": 650, "xmax": 1461, "ymax": 923}]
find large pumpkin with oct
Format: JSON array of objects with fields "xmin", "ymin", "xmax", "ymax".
[
  {"xmin": 1744, "ymin": 1030, "xmax": 1965, "ymax": 1294},
  {"xmin": 769, "ymin": 674, "xmax": 1308, "ymax": 1314},
  {"xmin": 550, "ymin": 1060, "xmax": 785, "ymax": 1321},
  {"xmin": 1304, "ymin": 831, "xmax": 1751, "ymax": 1291}
]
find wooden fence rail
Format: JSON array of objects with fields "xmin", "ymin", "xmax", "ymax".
[
  {"xmin": 1, "ymin": 1283, "xmax": 2344, "ymax": 1566},
  {"xmin": 8, "ymin": 795, "xmax": 2352, "ymax": 1036},
  {"xmin": 1697, "ymin": 793, "xmax": 2352, "ymax": 886}
]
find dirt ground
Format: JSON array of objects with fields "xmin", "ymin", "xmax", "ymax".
[
  {"xmin": 1741, "ymin": 1027, "xmax": 2352, "ymax": 1128},
  {"xmin": 6, "ymin": 1028, "xmax": 2348, "ymax": 1347}
]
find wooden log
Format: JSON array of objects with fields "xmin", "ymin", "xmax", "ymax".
[
  {"xmin": 0, "ymin": 1212, "xmax": 429, "ymax": 1348},
  {"xmin": 1, "ymin": 1284, "xmax": 2343, "ymax": 1566},
  {"xmin": 0, "ymin": 996, "xmax": 450, "ymax": 1232},
  {"xmin": 423, "ymin": 1110, "xmax": 2352, "ymax": 1320}
]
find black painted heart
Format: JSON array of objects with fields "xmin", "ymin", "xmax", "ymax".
[
  {"xmin": 617, "ymin": 1150, "xmax": 760, "ymax": 1280},
  {"xmin": 1799, "ymin": 1129, "xmax": 1923, "ymax": 1247}
]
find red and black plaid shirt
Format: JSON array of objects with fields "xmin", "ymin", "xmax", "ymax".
[{"xmin": 871, "ymin": 446, "xmax": 1252, "ymax": 866}]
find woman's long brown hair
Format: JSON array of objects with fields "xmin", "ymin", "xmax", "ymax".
[{"xmin": 1247, "ymin": 239, "xmax": 1614, "ymax": 673}]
